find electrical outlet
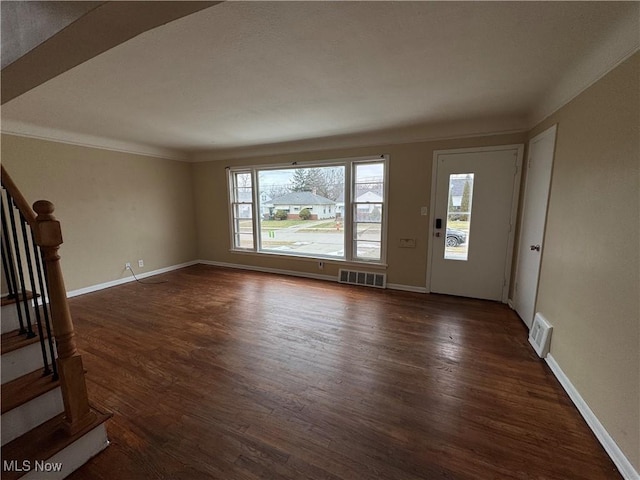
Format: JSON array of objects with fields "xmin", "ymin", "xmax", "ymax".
[
  {"xmin": 138, "ymin": 259, "xmax": 144, "ymax": 268},
  {"xmin": 318, "ymin": 261, "xmax": 324, "ymax": 270},
  {"xmin": 125, "ymin": 262, "xmax": 131, "ymax": 269}
]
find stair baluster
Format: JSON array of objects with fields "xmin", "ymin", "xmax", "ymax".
[
  {"xmin": 30, "ymin": 228, "xmax": 58, "ymax": 380},
  {"xmin": 1, "ymin": 187, "xmax": 56, "ymax": 378},
  {"xmin": 18, "ymin": 211, "xmax": 52, "ymax": 377},
  {"xmin": 1, "ymin": 196, "xmax": 26, "ymax": 334},
  {"xmin": 1, "ymin": 166, "xmax": 96, "ymax": 435},
  {"xmin": 5, "ymin": 195, "xmax": 36, "ymax": 339}
]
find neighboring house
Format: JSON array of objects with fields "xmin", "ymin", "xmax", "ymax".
[
  {"xmin": 268, "ymin": 191, "xmax": 336, "ymax": 220},
  {"xmin": 237, "ymin": 190, "xmax": 271, "ymax": 219},
  {"xmin": 354, "ymin": 191, "xmax": 383, "ymax": 222},
  {"xmin": 335, "ymin": 191, "xmax": 345, "ymax": 218},
  {"xmin": 448, "ymin": 177, "xmax": 465, "ymax": 208},
  {"xmin": 235, "ymin": 190, "xmax": 252, "ymax": 219},
  {"xmin": 448, "ymin": 176, "xmax": 472, "ymax": 209},
  {"xmin": 335, "ymin": 191, "xmax": 383, "ymax": 220},
  {"xmin": 259, "ymin": 191, "xmax": 271, "ymax": 218}
]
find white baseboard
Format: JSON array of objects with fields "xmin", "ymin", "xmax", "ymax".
[
  {"xmin": 66, "ymin": 261, "xmax": 199, "ymax": 298},
  {"xmin": 65, "ymin": 259, "xmax": 430, "ymax": 298},
  {"xmin": 198, "ymin": 260, "xmax": 337, "ymax": 283},
  {"xmin": 199, "ymin": 260, "xmax": 428, "ymax": 293},
  {"xmin": 386, "ymin": 283, "xmax": 427, "ymax": 293},
  {"xmin": 545, "ymin": 354, "xmax": 639, "ymax": 480}
]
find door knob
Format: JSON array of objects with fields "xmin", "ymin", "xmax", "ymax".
[{"xmin": 530, "ymin": 244, "xmax": 541, "ymax": 251}]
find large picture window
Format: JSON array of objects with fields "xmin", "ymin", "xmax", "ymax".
[{"xmin": 228, "ymin": 156, "xmax": 387, "ymax": 264}]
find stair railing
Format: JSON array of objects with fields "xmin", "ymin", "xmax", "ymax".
[
  {"xmin": 1, "ymin": 165, "xmax": 95, "ymax": 434},
  {"xmin": 1, "ymin": 184, "xmax": 58, "ymax": 380}
]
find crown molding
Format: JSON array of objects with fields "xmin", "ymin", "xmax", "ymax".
[
  {"xmin": 3, "ymin": 10, "xmax": 636, "ymax": 163},
  {"xmin": 529, "ymin": 12, "xmax": 640, "ymax": 127},
  {"xmin": 0, "ymin": 119, "xmax": 188, "ymax": 161},
  {"xmin": 189, "ymin": 115, "xmax": 529, "ymax": 162}
]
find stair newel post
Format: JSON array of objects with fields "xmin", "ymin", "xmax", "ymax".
[{"xmin": 33, "ymin": 200, "xmax": 96, "ymax": 434}]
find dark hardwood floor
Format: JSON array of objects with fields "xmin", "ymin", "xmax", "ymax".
[{"xmin": 67, "ymin": 265, "xmax": 620, "ymax": 480}]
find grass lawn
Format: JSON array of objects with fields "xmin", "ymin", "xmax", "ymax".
[
  {"xmin": 299, "ymin": 221, "xmax": 339, "ymax": 231},
  {"xmin": 261, "ymin": 219, "xmax": 308, "ymax": 228},
  {"xmin": 240, "ymin": 219, "xmax": 340, "ymax": 230},
  {"xmin": 447, "ymin": 220, "xmax": 471, "ymax": 231}
]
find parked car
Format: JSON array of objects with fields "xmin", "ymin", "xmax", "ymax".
[{"xmin": 446, "ymin": 228, "xmax": 467, "ymax": 247}]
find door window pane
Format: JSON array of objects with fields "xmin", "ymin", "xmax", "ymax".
[{"xmin": 444, "ymin": 173, "xmax": 474, "ymax": 261}]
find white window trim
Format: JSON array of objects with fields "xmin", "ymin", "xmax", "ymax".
[
  {"xmin": 350, "ymin": 159, "xmax": 388, "ymax": 264},
  {"xmin": 228, "ymin": 168, "xmax": 256, "ymax": 251},
  {"xmin": 226, "ymin": 155, "xmax": 389, "ymax": 266}
]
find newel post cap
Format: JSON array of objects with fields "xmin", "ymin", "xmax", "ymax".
[
  {"xmin": 33, "ymin": 200, "xmax": 56, "ymax": 219},
  {"xmin": 33, "ymin": 200, "xmax": 63, "ymax": 246}
]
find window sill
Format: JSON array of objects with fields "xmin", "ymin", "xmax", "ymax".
[{"xmin": 228, "ymin": 249, "xmax": 388, "ymax": 269}]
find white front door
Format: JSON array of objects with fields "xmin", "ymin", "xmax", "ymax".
[
  {"xmin": 428, "ymin": 145, "xmax": 523, "ymax": 301},
  {"xmin": 513, "ymin": 125, "xmax": 557, "ymax": 327}
]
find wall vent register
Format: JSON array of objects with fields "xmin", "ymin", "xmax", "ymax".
[{"xmin": 339, "ymin": 269, "xmax": 386, "ymax": 289}]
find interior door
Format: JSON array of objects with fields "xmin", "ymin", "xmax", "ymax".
[
  {"xmin": 429, "ymin": 146, "xmax": 523, "ymax": 301},
  {"xmin": 513, "ymin": 125, "xmax": 557, "ymax": 328}
]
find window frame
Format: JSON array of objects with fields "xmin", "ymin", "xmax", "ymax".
[
  {"xmin": 227, "ymin": 155, "xmax": 389, "ymax": 266},
  {"xmin": 228, "ymin": 169, "xmax": 257, "ymax": 251},
  {"xmin": 351, "ymin": 160, "xmax": 387, "ymax": 263}
]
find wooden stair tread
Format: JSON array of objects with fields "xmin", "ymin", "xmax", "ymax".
[
  {"xmin": 1, "ymin": 406, "xmax": 112, "ymax": 480},
  {"xmin": 1, "ymin": 292, "xmax": 35, "ymax": 307},
  {"xmin": 1, "ymin": 369, "xmax": 60, "ymax": 414},
  {"xmin": 1, "ymin": 328, "xmax": 50, "ymax": 355}
]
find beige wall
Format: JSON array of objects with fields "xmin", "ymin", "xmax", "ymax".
[
  {"xmin": 530, "ymin": 52, "xmax": 639, "ymax": 470},
  {"xmin": 1, "ymin": 134, "xmax": 197, "ymax": 292},
  {"xmin": 192, "ymin": 132, "xmax": 526, "ymax": 288},
  {"xmin": 1, "ymin": 51, "xmax": 636, "ymax": 473},
  {"xmin": 193, "ymin": 54, "xmax": 640, "ymax": 471}
]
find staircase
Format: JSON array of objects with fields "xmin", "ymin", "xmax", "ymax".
[{"xmin": 1, "ymin": 166, "xmax": 110, "ymax": 479}]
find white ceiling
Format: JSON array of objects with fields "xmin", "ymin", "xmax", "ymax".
[
  {"xmin": 1, "ymin": 1, "xmax": 638, "ymax": 160},
  {"xmin": 0, "ymin": 1, "xmax": 103, "ymax": 69}
]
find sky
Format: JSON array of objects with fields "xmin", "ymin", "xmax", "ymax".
[{"xmin": 258, "ymin": 163, "xmax": 383, "ymax": 188}]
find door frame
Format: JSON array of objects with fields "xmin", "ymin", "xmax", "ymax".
[
  {"xmin": 426, "ymin": 144, "xmax": 524, "ymax": 302},
  {"xmin": 511, "ymin": 124, "xmax": 557, "ymax": 327}
]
